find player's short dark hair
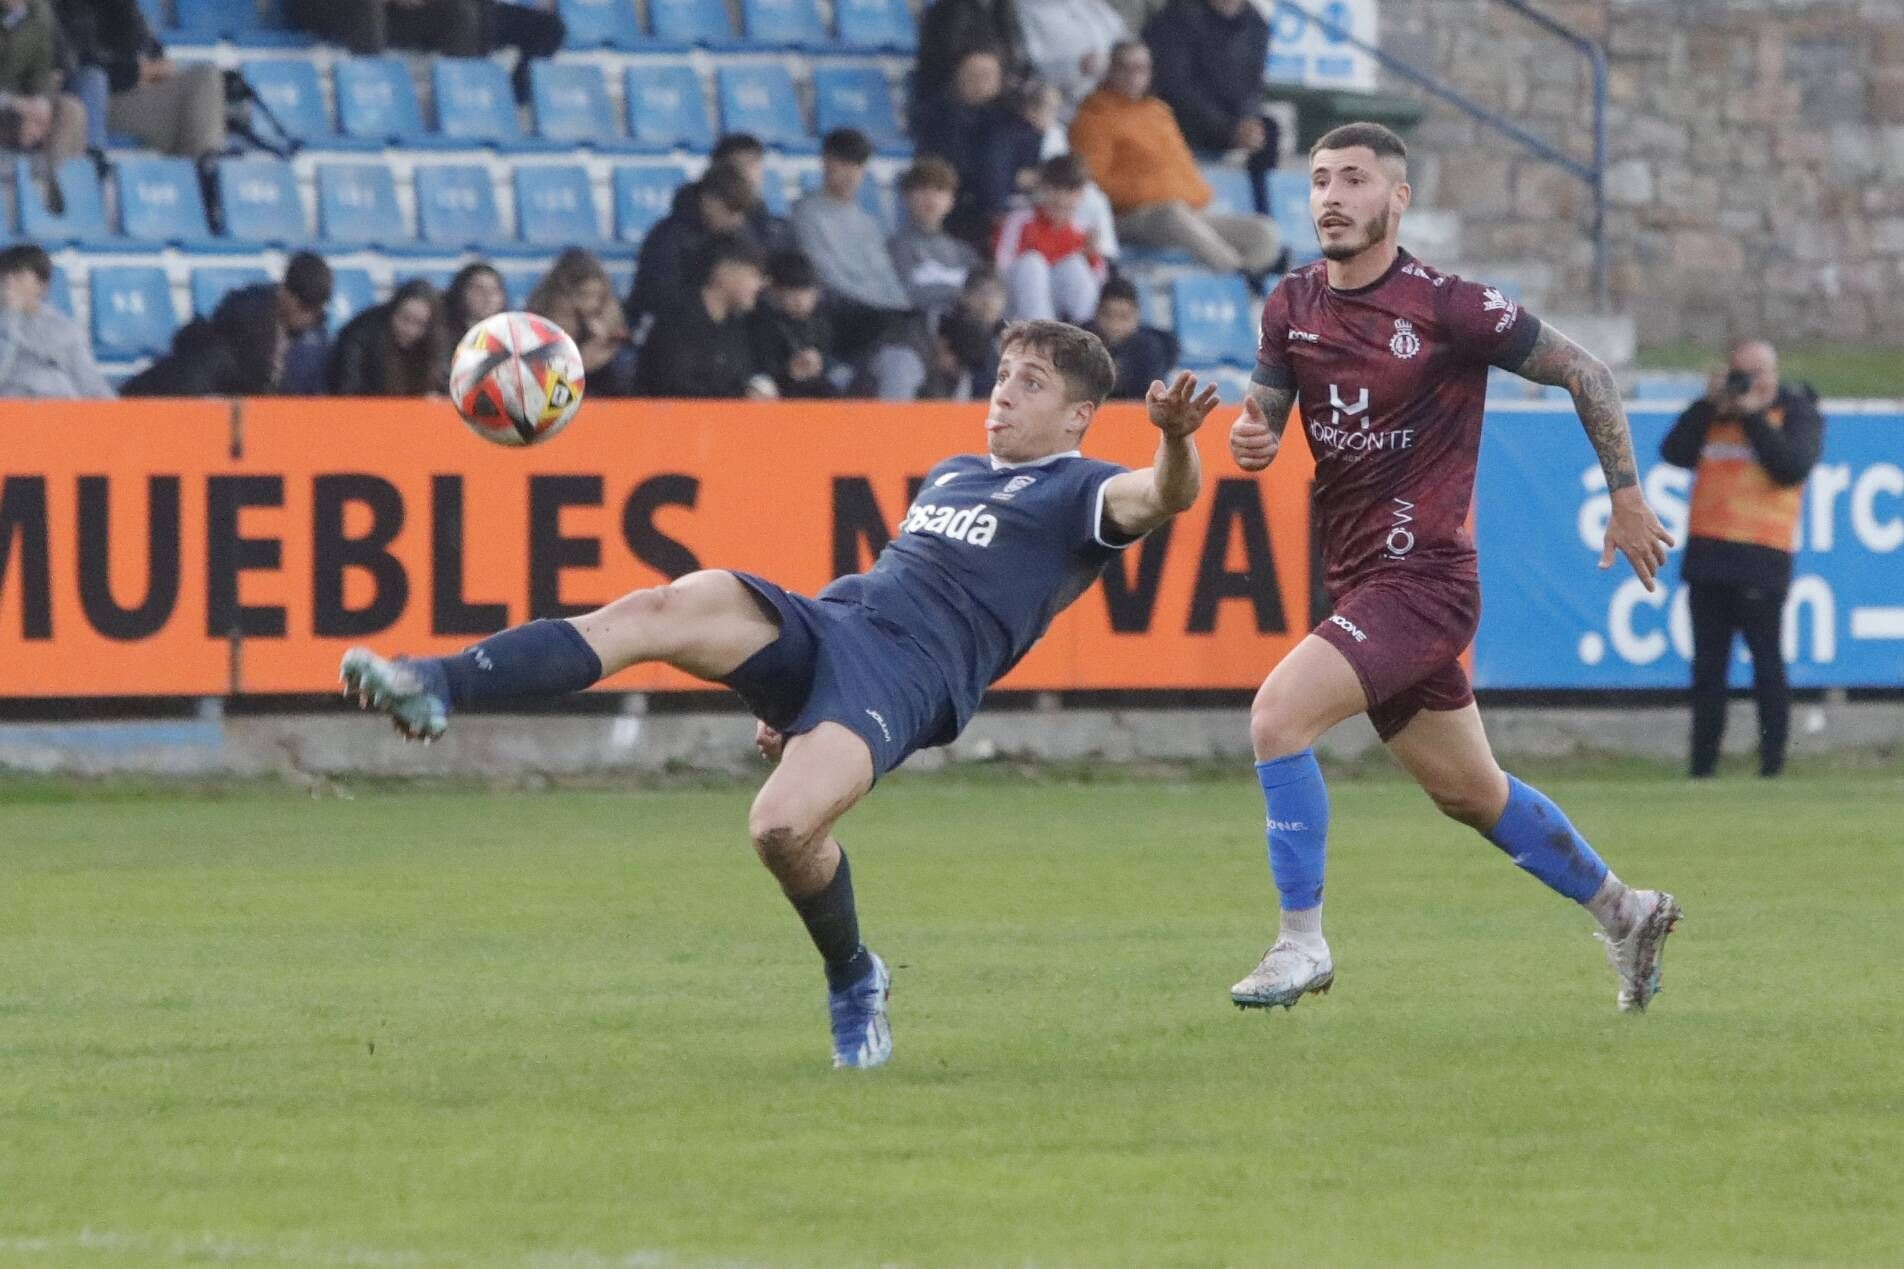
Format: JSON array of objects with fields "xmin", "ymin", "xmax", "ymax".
[
  {"xmin": 0, "ymin": 243, "xmax": 52, "ymax": 282},
  {"xmin": 694, "ymin": 234, "xmax": 766, "ymax": 286},
  {"xmin": 698, "ymin": 163, "xmax": 758, "ymax": 213},
  {"xmin": 820, "ymin": 127, "xmax": 873, "ymax": 165},
  {"xmin": 1097, "ymin": 277, "xmax": 1139, "ymax": 309},
  {"xmin": 999, "ymin": 319, "xmax": 1116, "ymax": 407},
  {"xmin": 283, "ymin": 250, "xmax": 333, "ymax": 311},
  {"xmin": 1309, "ymin": 121, "xmax": 1408, "ymax": 170},
  {"xmin": 710, "ymin": 133, "xmax": 765, "ymax": 164},
  {"xmin": 899, "ymin": 156, "xmax": 959, "ymax": 194},
  {"xmin": 765, "ymin": 248, "xmax": 818, "ymax": 290},
  {"xmin": 1037, "ymin": 155, "xmax": 1088, "ymax": 191}
]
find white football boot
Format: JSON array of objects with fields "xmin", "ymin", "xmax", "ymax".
[
  {"xmin": 1230, "ymin": 939, "xmax": 1334, "ymax": 1010},
  {"xmin": 1597, "ymin": 890, "xmax": 1683, "ymax": 1012}
]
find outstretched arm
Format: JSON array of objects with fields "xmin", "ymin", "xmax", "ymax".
[
  {"xmin": 1510, "ymin": 323, "xmax": 1675, "ymax": 589},
  {"xmin": 1230, "ymin": 380, "xmax": 1299, "ymax": 471},
  {"xmin": 1101, "ymin": 372, "xmax": 1220, "ymax": 537}
]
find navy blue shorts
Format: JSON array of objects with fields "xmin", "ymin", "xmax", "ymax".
[{"xmin": 721, "ymin": 571, "xmax": 955, "ymax": 779}]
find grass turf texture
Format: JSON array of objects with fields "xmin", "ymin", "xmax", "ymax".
[{"xmin": 2, "ymin": 769, "xmax": 1899, "ymax": 1267}]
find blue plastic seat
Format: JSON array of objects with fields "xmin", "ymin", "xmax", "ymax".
[
  {"xmin": 16, "ymin": 157, "xmax": 115, "ymax": 247},
  {"xmin": 316, "ymin": 162, "xmax": 409, "ymax": 247},
  {"xmin": 1201, "ymin": 164, "xmax": 1256, "ymax": 217},
  {"xmin": 1267, "ymin": 170, "xmax": 1320, "ymax": 266},
  {"xmin": 433, "ymin": 58, "xmax": 535, "ymax": 149},
  {"xmin": 335, "ymin": 56, "xmax": 442, "ymax": 146},
  {"xmin": 740, "ymin": 0, "xmax": 829, "ymax": 49},
  {"xmin": 117, "ymin": 156, "xmax": 217, "ymax": 248},
  {"xmin": 215, "ymin": 157, "xmax": 309, "ymax": 246},
  {"xmin": 90, "ymin": 266, "xmax": 178, "ymax": 360},
  {"xmin": 623, "ymin": 64, "xmax": 712, "ymax": 152},
  {"xmin": 173, "ymin": 0, "xmax": 311, "ymax": 44},
  {"xmin": 239, "ymin": 59, "xmax": 370, "ymax": 151},
  {"xmin": 1170, "ymin": 274, "xmax": 1256, "ymax": 367},
  {"xmin": 514, "ymin": 164, "xmax": 605, "ymax": 246},
  {"xmin": 191, "ymin": 265, "xmax": 272, "ymax": 317},
  {"xmin": 612, "ymin": 165, "xmax": 688, "ymax": 244},
  {"xmin": 557, "ymin": 0, "xmax": 641, "ymax": 49},
  {"xmin": 47, "ymin": 266, "xmax": 74, "ymax": 317},
  {"xmin": 648, "ymin": 0, "xmax": 740, "ymax": 47},
  {"xmin": 502, "ymin": 268, "xmax": 543, "ymax": 309},
  {"xmin": 834, "ymin": 0, "xmax": 915, "ymax": 51},
  {"xmin": 326, "ymin": 266, "xmax": 377, "ymax": 330},
  {"xmin": 530, "ymin": 62, "xmax": 628, "ymax": 149},
  {"xmin": 758, "ymin": 164, "xmax": 793, "ymax": 217},
  {"xmin": 415, "ymin": 164, "xmax": 504, "ymax": 250},
  {"xmin": 812, "ymin": 66, "xmax": 904, "ymax": 152},
  {"xmin": 716, "ymin": 64, "xmax": 812, "ymax": 153},
  {"xmin": 394, "ymin": 267, "xmax": 457, "ymax": 293}
]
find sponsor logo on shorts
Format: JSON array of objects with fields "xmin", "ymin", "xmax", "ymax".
[
  {"xmin": 901, "ymin": 502, "xmax": 1000, "ymax": 546},
  {"xmin": 1330, "ymin": 613, "xmax": 1369, "ymax": 643},
  {"xmin": 1267, "ymin": 818, "xmax": 1308, "ymax": 832},
  {"xmin": 472, "ymin": 648, "xmax": 494, "ymax": 671},
  {"xmin": 1385, "ymin": 497, "xmax": 1417, "ymax": 559},
  {"xmin": 864, "ymin": 708, "xmax": 892, "ymax": 743}
]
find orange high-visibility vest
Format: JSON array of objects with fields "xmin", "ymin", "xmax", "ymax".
[{"xmin": 1687, "ymin": 404, "xmax": 1803, "ymax": 552}]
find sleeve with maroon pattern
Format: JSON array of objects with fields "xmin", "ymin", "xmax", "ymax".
[
  {"xmin": 1440, "ymin": 277, "xmax": 1543, "ymax": 370},
  {"xmin": 1251, "ymin": 278, "xmax": 1294, "ymax": 389}
]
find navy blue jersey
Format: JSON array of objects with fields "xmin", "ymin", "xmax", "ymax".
[{"xmin": 820, "ymin": 450, "xmax": 1134, "ymax": 736}]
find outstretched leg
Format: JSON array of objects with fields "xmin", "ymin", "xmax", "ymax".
[{"xmin": 1385, "ymin": 704, "xmax": 1682, "ymax": 1011}]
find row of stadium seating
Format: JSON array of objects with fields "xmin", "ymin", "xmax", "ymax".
[{"xmin": 146, "ymin": 0, "xmax": 918, "ymax": 55}]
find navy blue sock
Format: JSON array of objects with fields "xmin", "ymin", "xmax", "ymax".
[
  {"xmin": 791, "ymin": 848, "xmax": 872, "ymax": 991},
  {"xmin": 425, "ymin": 619, "xmax": 604, "ymax": 710},
  {"xmin": 1485, "ymin": 775, "xmax": 1610, "ymax": 902},
  {"xmin": 1257, "ymin": 749, "xmax": 1330, "ymax": 910}
]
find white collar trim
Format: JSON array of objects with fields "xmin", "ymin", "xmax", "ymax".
[{"xmin": 989, "ymin": 449, "xmax": 1082, "ymax": 471}]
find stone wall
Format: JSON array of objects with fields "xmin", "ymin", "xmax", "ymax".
[{"xmin": 1377, "ymin": 0, "xmax": 1904, "ymax": 347}]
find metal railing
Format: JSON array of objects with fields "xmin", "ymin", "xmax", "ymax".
[{"xmin": 1273, "ymin": 0, "xmax": 1610, "ymax": 309}]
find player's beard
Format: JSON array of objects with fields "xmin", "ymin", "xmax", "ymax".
[{"xmin": 1319, "ymin": 208, "xmax": 1390, "ymax": 262}]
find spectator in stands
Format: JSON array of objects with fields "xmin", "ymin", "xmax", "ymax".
[
  {"xmin": 889, "ymin": 156, "xmax": 979, "ymax": 331},
  {"xmin": 791, "ymin": 127, "xmax": 926, "ymax": 400},
  {"xmin": 1070, "ymin": 41, "xmax": 1279, "ymax": 282},
  {"xmin": 1087, "ymin": 276, "xmax": 1175, "ymax": 399},
  {"xmin": 626, "ymin": 162, "xmax": 757, "ymax": 332},
  {"xmin": 914, "ymin": 47, "xmax": 1014, "ymax": 245},
  {"xmin": 528, "ymin": 248, "xmax": 637, "ymax": 397},
  {"xmin": 0, "ymin": 0, "xmax": 86, "ymax": 180},
  {"xmin": 0, "ymin": 244, "xmax": 110, "ymax": 398},
  {"xmin": 1015, "ymin": 0, "xmax": 1127, "ymax": 114},
  {"xmin": 57, "ymin": 0, "xmax": 227, "ymax": 158},
  {"xmin": 711, "ymin": 132, "xmax": 790, "ymax": 251},
  {"xmin": 274, "ymin": 252, "xmax": 341, "ymax": 395},
  {"xmin": 444, "ymin": 261, "xmax": 506, "ymax": 335},
  {"xmin": 1145, "ymin": 0, "xmax": 1278, "ymax": 213},
  {"xmin": 749, "ymin": 250, "xmax": 837, "ymax": 400},
  {"xmin": 915, "ymin": 0, "xmax": 1022, "ymax": 112},
  {"xmin": 993, "ymin": 77, "xmax": 1121, "ymax": 266},
  {"xmin": 486, "ymin": 0, "xmax": 565, "ymax": 104},
  {"xmin": 1659, "ymin": 339, "xmax": 1825, "ymax": 780},
  {"xmin": 635, "ymin": 235, "xmax": 775, "ymax": 399},
  {"xmin": 920, "ymin": 266, "xmax": 1006, "ymax": 399},
  {"xmin": 1102, "ymin": 0, "xmax": 1164, "ymax": 37},
  {"xmin": 995, "ymin": 155, "xmax": 1103, "ymax": 322},
  {"xmin": 327, "ymin": 278, "xmax": 451, "ymax": 396},
  {"xmin": 288, "ymin": 0, "xmax": 483, "ymax": 59},
  {"xmin": 120, "ymin": 284, "xmax": 285, "ymax": 397}
]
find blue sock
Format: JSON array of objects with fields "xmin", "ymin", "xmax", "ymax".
[
  {"xmin": 1485, "ymin": 775, "xmax": 1609, "ymax": 902},
  {"xmin": 424, "ymin": 618, "xmax": 604, "ymax": 710},
  {"xmin": 1257, "ymin": 749, "xmax": 1329, "ymax": 911},
  {"xmin": 792, "ymin": 848, "xmax": 873, "ymax": 992}
]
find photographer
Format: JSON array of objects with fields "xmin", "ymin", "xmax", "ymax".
[{"xmin": 1659, "ymin": 339, "xmax": 1824, "ymax": 779}]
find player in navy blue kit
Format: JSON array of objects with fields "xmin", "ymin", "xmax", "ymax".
[{"xmin": 340, "ymin": 320, "xmax": 1220, "ymax": 1069}]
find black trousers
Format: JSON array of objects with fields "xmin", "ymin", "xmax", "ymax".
[{"xmin": 1688, "ymin": 579, "xmax": 1790, "ymax": 777}]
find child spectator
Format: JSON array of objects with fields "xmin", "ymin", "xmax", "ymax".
[
  {"xmin": 635, "ymin": 236, "xmax": 775, "ymax": 399},
  {"xmin": 1087, "ymin": 276, "xmax": 1176, "ymax": 399},
  {"xmin": 994, "ymin": 155, "xmax": 1103, "ymax": 322},
  {"xmin": 889, "ymin": 157, "xmax": 980, "ymax": 330},
  {"xmin": 749, "ymin": 250, "xmax": 837, "ymax": 399}
]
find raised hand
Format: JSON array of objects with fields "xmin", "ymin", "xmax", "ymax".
[
  {"xmin": 1144, "ymin": 371, "xmax": 1222, "ymax": 440},
  {"xmin": 1229, "ymin": 394, "xmax": 1280, "ymax": 472}
]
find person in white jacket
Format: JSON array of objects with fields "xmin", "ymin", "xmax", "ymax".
[{"xmin": 1015, "ymin": 0, "xmax": 1128, "ymax": 113}]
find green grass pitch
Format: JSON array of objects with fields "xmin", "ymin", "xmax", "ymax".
[{"xmin": 2, "ymin": 767, "xmax": 1899, "ymax": 1266}]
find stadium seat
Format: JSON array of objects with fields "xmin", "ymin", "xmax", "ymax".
[
  {"xmin": 433, "ymin": 59, "xmax": 539, "ymax": 149},
  {"xmin": 557, "ymin": 0, "xmax": 642, "ymax": 50},
  {"xmin": 1268, "ymin": 170, "xmax": 1321, "ymax": 266},
  {"xmin": 415, "ymin": 164, "xmax": 505, "ymax": 251},
  {"xmin": 117, "ymin": 156, "xmax": 217, "ymax": 248},
  {"xmin": 335, "ymin": 56, "xmax": 445, "ymax": 147},
  {"xmin": 394, "ymin": 267, "xmax": 458, "ymax": 292},
  {"xmin": 316, "ymin": 162, "xmax": 410, "ymax": 248},
  {"xmin": 612, "ymin": 165, "xmax": 688, "ymax": 244},
  {"xmin": 173, "ymin": 0, "xmax": 310, "ymax": 44},
  {"xmin": 530, "ymin": 62, "xmax": 631, "ymax": 149},
  {"xmin": 1170, "ymin": 274, "xmax": 1256, "ymax": 367},
  {"xmin": 191, "ymin": 265, "xmax": 272, "ymax": 317},
  {"xmin": 16, "ymin": 157, "xmax": 115, "ymax": 247},
  {"xmin": 326, "ymin": 266, "xmax": 377, "ymax": 330},
  {"xmin": 758, "ymin": 164, "xmax": 793, "ymax": 216},
  {"xmin": 812, "ymin": 66, "xmax": 905, "ymax": 153},
  {"xmin": 90, "ymin": 265, "xmax": 178, "ymax": 360},
  {"xmin": 648, "ymin": 0, "xmax": 741, "ymax": 48},
  {"xmin": 47, "ymin": 266, "xmax": 74, "ymax": 318},
  {"xmin": 215, "ymin": 157, "xmax": 309, "ymax": 246},
  {"xmin": 716, "ymin": 65, "xmax": 813, "ymax": 153},
  {"xmin": 623, "ymin": 64, "xmax": 713, "ymax": 152},
  {"xmin": 834, "ymin": 0, "xmax": 916, "ymax": 52},
  {"xmin": 740, "ymin": 0, "xmax": 829, "ymax": 50},
  {"xmin": 239, "ymin": 59, "xmax": 372, "ymax": 150},
  {"xmin": 1201, "ymin": 164, "xmax": 1256, "ymax": 217},
  {"xmin": 513, "ymin": 164, "xmax": 606, "ymax": 246},
  {"xmin": 796, "ymin": 168, "xmax": 887, "ymax": 225},
  {"xmin": 502, "ymin": 268, "xmax": 543, "ymax": 309}
]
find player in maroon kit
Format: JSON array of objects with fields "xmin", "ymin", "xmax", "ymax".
[{"xmin": 1226, "ymin": 122, "xmax": 1682, "ymax": 1013}]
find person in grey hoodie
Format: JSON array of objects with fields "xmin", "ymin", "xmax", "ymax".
[
  {"xmin": 888, "ymin": 156, "xmax": 980, "ymax": 332},
  {"xmin": 0, "ymin": 244, "xmax": 111, "ymax": 398}
]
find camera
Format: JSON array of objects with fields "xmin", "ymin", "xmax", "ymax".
[{"xmin": 1724, "ymin": 368, "xmax": 1753, "ymax": 396}]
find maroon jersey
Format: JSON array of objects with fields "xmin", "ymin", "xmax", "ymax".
[{"xmin": 1254, "ymin": 250, "xmax": 1541, "ymax": 595}]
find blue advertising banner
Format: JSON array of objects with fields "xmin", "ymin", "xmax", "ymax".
[
  {"xmin": 1474, "ymin": 402, "xmax": 1904, "ymax": 690},
  {"xmin": 1266, "ymin": 0, "xmax": 1377, "ymax": 91}
]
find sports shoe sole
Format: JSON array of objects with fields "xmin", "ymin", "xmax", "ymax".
[
  {"xmin": 1620, "ymin": 895, "xmax": 1683, "ymax": 1013},
  {"xmin": 1232, "ymin": 971, "xmax": 1334, "ymax": 1011},
  {"xmin": 339, "ymin": 648, "xmax": 446, "ymax": 742}
]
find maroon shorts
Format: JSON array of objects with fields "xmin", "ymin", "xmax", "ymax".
[{"xmin": 1313, "ymin": 571, "xmax": 1481, "ymax": 742}]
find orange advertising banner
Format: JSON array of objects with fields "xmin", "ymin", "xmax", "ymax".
[{"xmin": 0, "ymin": 399, "xmax": 1315, "ymax": 697}]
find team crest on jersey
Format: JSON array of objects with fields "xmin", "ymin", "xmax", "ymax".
[
  {"xmin": 1389, "ymin": 318, "xmax": 1421, "ymax": 360},
  {"xmin": 1482, "ymin": 286, "xmax": 1519, "ymax": 333},
  {"xmin": 995, "ymin": 474, "xmax": 1037, "ymax": 501}
]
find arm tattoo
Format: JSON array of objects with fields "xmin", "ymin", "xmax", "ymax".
[
  {"xmin": 1512, "ymin": 324, "xmax": 1639, "ymax": 493},
  {"xmin": 1246, "ymin": 381, "xmax": 1299, "ymax": 437}
]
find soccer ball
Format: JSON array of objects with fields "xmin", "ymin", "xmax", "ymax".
[{"xmin": 450, "ymin": 311, "xmax": 586, "ymax": 446}]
